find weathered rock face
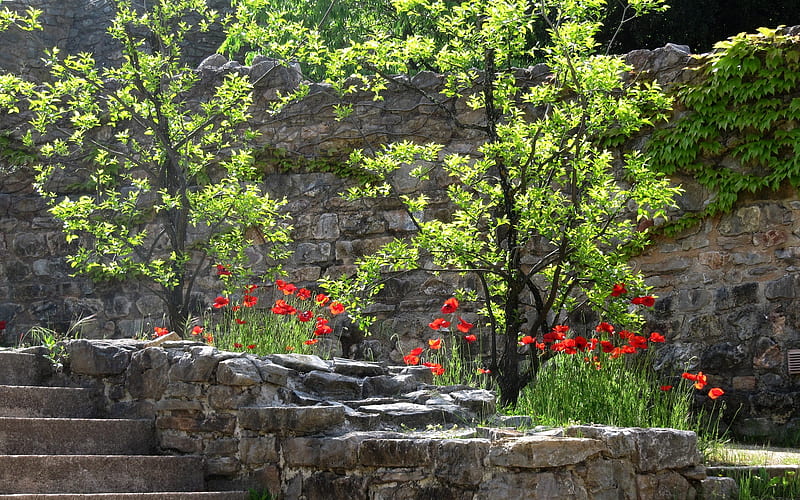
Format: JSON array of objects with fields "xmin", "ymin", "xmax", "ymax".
[
  {"xmin": 0, "ymin": 1, "xmax": 798, "ymax": 442},
  {"xmin": 0, "ymin": 341, "xmax": 728, "ymax": 499}
]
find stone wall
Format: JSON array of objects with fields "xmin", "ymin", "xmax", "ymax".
[
  {"xmin": 1, "ymin": 0, "xmax": 799, "ymax": 442},
  {"xmin": 2, "ymin": 340, "xmax": 733, "ymax": 499}
]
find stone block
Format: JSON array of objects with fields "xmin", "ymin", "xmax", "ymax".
[
  {"xmin": 159, "ymin": 431, "xmax": 203, "ymax": 454},
  {"xmin": 238, "ymin": 405, "xmax": 345, "ymax": 434},
  {"xmin": 0, "ymin": 351, "xmax": 53, "ymax": 385},
  {"xmin": 208, "ymin": 385, "xmax": 258, "ymax": 410},
  {"xmin": 254, "ymin": 359, "xmax": 292, "ymax": 386},
  {"xmin": 303, "ymin": 370, "xmax": 363, "ymax": 399},
  {"xmin": 168, "ymin": 351, "xmax": 219, "ymax": 382},
  {"xmin": 126, "ymin": 347, "xmax": 169, "ymax": 399},
  {"xmin": 216, "ymin": 357, "xmax": 262, "ymax": 386},
  {"xmin": 156, "ymin": 412, "xmax": 236, "ymax": 434},
  {"xmin": 240, "ymin": 436, "xmax": 278, "ymax": 464},
  {"xmin": 358, "ymin": 438, "xmax": 432, "ymax": 467},
  {"xmin": 282, "ymin": 435, "xmax": 359, "ymax": 468},
  {"xmin": 332, "ymin": 357, "xmax": 386, "ymax": 377},
  {"xmin": 579, "ymin": 458, "xmax": 637, "ymax": 499},
  {"xmin": 635, "ymin": 471, "xmax": 696, "ymax": 500},
  {"xmin": 65, "ymin": 339, "xmax": 136, "ymax": 376},
  {"xmin": 476, "ymin": 470, "xmax": 587, "ymax": 500},
  {"xmin": 433, "ymin": 438, "xmax": 491, "ymax": 486},
  {"xmin": 205, "ymin": 456, "xmax": 240, "ymax": 476},
  {"xmin": 205, "ymin": 438, "xmax": 239, "ymax": 456},
  {"xmin": 488, "ymin": 435, "xmax": 606, "ymax": 469},
  {"xmin": 266, "ymin": 353, "xmax": 331, "ymax": 373},
  {"xmin": 566, "ymin": 425, "xmax": 701, "ymax": 472},
  {"xmin": 697, "ymin": 476, "xmax": 738, "ymax": 500}
]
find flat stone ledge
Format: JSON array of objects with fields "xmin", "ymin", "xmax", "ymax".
[{"xmin": 239, "ymin": 405, "xmax": 346, "ymax": 435}]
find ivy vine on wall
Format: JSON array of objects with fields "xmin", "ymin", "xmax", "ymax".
[{"xmin": 647, "ymin": 26, "xmax": 800, "ymax": 234}]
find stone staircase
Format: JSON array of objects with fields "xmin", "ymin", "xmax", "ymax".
[{"xmin": 0, "ymin": 374, "xmax": 248, "ymax": 499}]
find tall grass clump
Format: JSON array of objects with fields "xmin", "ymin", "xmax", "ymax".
[{"xmin": 508, "ymin": 352, "xmax": 695, "ymax": 430}]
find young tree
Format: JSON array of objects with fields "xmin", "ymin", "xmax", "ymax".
[
  {"xmin": 12, "ymin": 0, "xmax": 292, "ymax": 332},
  {"xmin": 0, "ymin": 1, "xmax": 40, "ymax": 114},
  {"xmin": 229, "ymin": 0, "xmax": 680, "ymax": 405}
]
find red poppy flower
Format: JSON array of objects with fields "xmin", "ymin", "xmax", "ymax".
[
  {"xmin": 271, "ymin": 299, "xmax": 296, "ymax": 315},
  {"xmin": 247, "ymin": 344, "xmax": 256, "ymax": 350},
  {"xmin": 282, "ymin": 283, "xmax": 297, "ymax": 295},
  {"xmin": 235, "ymin": 318, "xmax": 246, "ymax": 325},
  {"xmin": 441, "ymin": 297, "xmax": 459, "ymax": 314},
  {"xmin": 329, "ymin": 302, "xmax": 345, "ymax": 315},
  {"xmin": 428, "ymin": 338, "xmax": 443, "ymax": 350},
  {"xmin": 428, "ymin": 318, "xmax": 450, "ymax": 330},
  {"xmin": 682, "ymin": 371, "xmax": 708, "ymax": 390},
  {"xmin": 632, "ymin": 295, "xmax": 656, "ymax": 307},
  {"xmin": 552, "ymin": 340, "xmax": 577, "ymax": 355},
  {"xmin": 304, "ymin": 338, "xmax": 319, "ymax": 345},
  {"xmin": 314, "ymin": 324, "xmax": 333, "ymax": 336},
  {"xmin": 621, "ymin": 345, "xmax": 636, "ymax": 354},
  {"xmin": 544, "ymin": 326, "xmax": 568, "ymax": 343},
  {"xmin": 618, "ymin": 330, "xmax": 633, "ymax": 340},
  {"xmin": 410, "ymin": 347, "xmax": 424, "ymax": 356},
  {"xmin": 296, "ymin": 288, "xmax": 312, "ymax": 300},
  {"xmin": 424, "ymin": 363, "xmax": 445, "ymax": 376},
  {"xmin": 456, "ymin": 317, "xmax": 474, "ymax": 333},
  {"xmin": 242, "ymin": 295, "xmax": 258, "ymax": 308},
  {"xmin": 315, "ymin": 293, "xmax": 330, "ymax": 306},
  {"xmin": 629, "ymin": 335, "xmax": 648, "ymax": 350},
  {"xmin": 285, "ymin": 345, "xmax": 295, "ymax": 351},
  {"xmin": 203, "ymin": 334, "xmax": 214, "ymax": 344},
  {"xmin": 463, "ymin": 334, "xmax": 477, "ymax": 343},
  {"xmin": 297, "ymin": 310, "xmax": 313, "ymax": 322},
  {"xmin": 275, "ymin": 279, "xmax": 287, "ymax": 289},
  {"xmin": 154, "ymin": 327, "xmax": 169, "ymax": 337},
  {"xmin": 215, "ymin": 264, "xmax": 231, "ymax": 276},
  {"xmin": 477, "ymin": 368, "xmax": 491, "ymax": 375},
  {"xmin": 574, "ymin": 336, "xmax": 589, "ymax": 350},
  {"xmin": 403, "ymin": 354, "xmax": 420, "ymax": 365},
  {"xmin": 191, "ymin": 326, "xmax": 203, "ymax": 336},
  {"xmin": 234, "ymin": 343, "xmax": 243, "ymax": 348},
  {"xmin": 518, "ymin": 335, "xmax": 535, "ymax": 345},
  {"xmin": 708, "ymin": 387, "xmax": 725, "ymax": 399},
  {"xmin": 595, "ymin": 322, "xmax": 614, "ymax": 334},
  {"xmin": 212, "ymin": 296, "xmax": 230, "ymax": 309},
  {"xmin": 600, "ymin": 340, "xmax": 615, "ymax": 353},
  {"xmin": 611, "ymin": 283, "xmax": 628, "ymax": 297},
  {"xmin": 649, "ymin": 332, "xmax": 665, "ymax": 343},
  {"xmin": 660, "ymin": 385, "xmax": 673, "ymax": 391}
]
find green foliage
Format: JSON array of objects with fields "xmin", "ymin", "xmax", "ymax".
[
  {"xmin": 11, "ymin": 0, "xmax": 293, "ymax": 330},
  {"xmin": 0, "ymin": 1, "xmax": 41, "ymax": 32},
  {"xmin": 282, "ymin": 0, "xmax": 678, "ymax": 405},
  {"xmin": 648, "ymin": 27, "xmax": 800, "ymax": 235},
  {"xmin": 509, "ymin": 352, "xmax": 694, "ymax": 429},
  {"xmin": 738, "ymin": 468, "xmax": 800, "ymax": 500}
]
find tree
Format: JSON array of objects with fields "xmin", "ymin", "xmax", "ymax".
[
  {"xmin": 229, "ymin": 0, "xmax": 680, "ymax": 405},
  {"xmin": 0, "ymin": 1, "xmax": 41, "ymax": 114},
  {"xmin": 12, "ymin": 0, "xmax": 292, "ymax": 332}
]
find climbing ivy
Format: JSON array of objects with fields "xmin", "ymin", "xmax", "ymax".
[{"xmin": 648, "ymin": 26, "xmax": 800, "ymax": 234}]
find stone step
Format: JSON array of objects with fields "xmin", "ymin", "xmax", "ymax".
[
  {"xmin": 0, "ymin": 418, "xmax": 155, "ymax": 455},
  {"xmin": 0, "ymin": 386, "xmax": 100, "ymax": 418},
  {"xmin": 0, "ymin": 493, "xmax": 250, "ymax": 499},
  {"xmin": 0, "ymin": 456, "xmax": 205, "ymax": 494},
  {"xmin": 0, "ymin": 352, "xmax": 54, "ymax": 386}
]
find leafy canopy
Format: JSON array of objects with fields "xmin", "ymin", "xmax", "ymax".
[
  {"xmin": 13, "ymin": 0, "xmax": 292, "ymax": 331},
  {"xmin": 226, "ymin": 0, "xmax": 678, "ymax": 403}
]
